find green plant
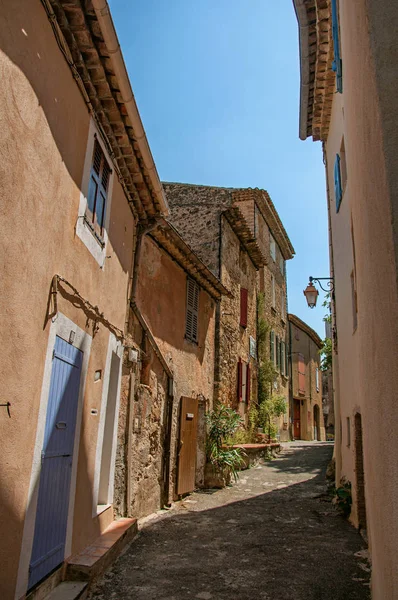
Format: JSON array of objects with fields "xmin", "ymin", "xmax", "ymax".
[
  {"xmin": 258, "ymin": 395, "xmax": 286, "ymax": 441},
  {"xmin": 333, "ymin": 478, "xmax": 352, "ymax": 517},
  {"xmin": 320, "ymin": 294, "xmax": 332, "ymax": 371},
  {"xmin": 205, "ymin": 405, "xmax": 245, "ymax": 480}
]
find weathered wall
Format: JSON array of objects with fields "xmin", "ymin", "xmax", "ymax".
[
  {"xmin": 217, "ymin": 218, "xmax": 258, "ymax": 420},
  {"xmin": 163, "ymin": 182, "xmax": 232, "ymax": 276},
  {"xmin": 289, "ymin": 321, "xmax": 325, "ymax": 442},
  {"xmin": 0, "ymin": 2, "xmax": 136, "ymax": 597},
  {"xmin": 114, "ymin": 235, "xmax": 216, "ymax": 517},
  {"xmin": 326, "ymin": 1, "xmax": 398, "ymax": 597}
]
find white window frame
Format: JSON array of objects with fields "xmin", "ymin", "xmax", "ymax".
[{"xmin": 76, "ymin": 119, "xmax": 115, "ymax": 268}]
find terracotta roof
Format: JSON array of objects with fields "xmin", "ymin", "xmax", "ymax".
[
  {"xmin": 47, "ymin": 0, "xmax": 168, "ymax": 221},
  {"xmin": 292, "ymin": 0, "xmax": 335, "ymax": 141},
  {"xmin": 223, "ymin": 205, "xmax": 267, "ymax": 270},
  {"xmin": 149, "ymin": 219, "xmax": 231, "ymax": 301},
  {"xmin": 231, "ymin": 188, "xmax": 295, "ymax": 260},
  {"xmin": 288, "ymin": 313, "xmax": 323, "ymax": 348}
]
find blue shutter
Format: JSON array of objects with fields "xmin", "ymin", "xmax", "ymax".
[
  {"xmin": 331, "ymin": 0, "xmax": 343, "ymax": 93},
  {"xmin": 334, "ymin": 154, "xmax": 343, "ymax": 212}
]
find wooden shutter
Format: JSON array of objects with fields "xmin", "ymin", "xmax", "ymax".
[
  {"xmin": 270, "ymin": 331, "xmax": 275, "ymax": 364},
  {"xmin": 334, "ymin": 154, "xmax": 343, "ymax": 212},
  {"xmin": 237, "ymin": 358, "xmax": 243, "ymax": 402},
  {"xmin": 246, "ymin": 363, "xmax": 251, "ymax": 403},
  {"xmin": 276, "ymin": 336, "xmax": 280, "ymax": 371},
  {"xmin": 331, "ymin": 0, "xmax": 343, "ymax": 93},
  {"xmin": 271, "ymin": 275, "xmax": 276, "ymax": 308},
  {"xmin": 186, "ymin": 278, "xmax": 199, "ymax": 342},
  {"xmin": 240, "ymin": 288, "xmax": 248, "ymax": 328},
  {"xmin": 285, "ymin": 343, "xmax": 289, "ymax": 376},
  {"xmin": 86, "ymin": 139, "xmax": 111, "ymax": 237},
  {"xmin": 298, "ymin": 353, "xmax": 306, "ymax": 395},
  {"xmin": 280, "ymin": 341, "xmax": 285, "ymax": 376}
]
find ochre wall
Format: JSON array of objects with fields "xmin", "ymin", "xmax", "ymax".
[
  {"xmin": 0, "ymin": 2, "xmax": 135, "ymax": 597},
  {"xmin": 327, "ymin": 1, "xmax": 398, "ymax": 597}
]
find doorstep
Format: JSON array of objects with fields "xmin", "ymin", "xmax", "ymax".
[{"xmin": 66, "ymin": 518, "xmax": 138, "ymax": 583}]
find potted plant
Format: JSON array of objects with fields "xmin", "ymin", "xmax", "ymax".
[{"xmin": 204, "ymin": 404, "xmax": 245, "ymax": 488}]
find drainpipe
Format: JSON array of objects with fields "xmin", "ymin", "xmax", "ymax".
[{"xmin": 91, "ymin": 0, "xmax": 169, "ymax": 217}]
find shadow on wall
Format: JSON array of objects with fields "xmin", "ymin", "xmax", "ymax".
[{"xmin": 91, "ymin": 444, "xmax": 370, "ymax": 600}]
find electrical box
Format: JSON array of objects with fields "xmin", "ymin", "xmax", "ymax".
[{"xmin": 129, "ymin": 348, "xmax": 138, "ymax": 363}]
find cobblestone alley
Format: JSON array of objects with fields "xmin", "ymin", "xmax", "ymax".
[{"xmin": 89, "ymin": 442, "xmax": 370, "ymax": 600}]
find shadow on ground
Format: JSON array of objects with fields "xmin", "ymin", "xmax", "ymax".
[{"xmin": 90, "ymin": 443, "xmax": 370, "ymax": 600}]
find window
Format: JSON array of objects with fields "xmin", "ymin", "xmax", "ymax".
[
  {"xmin": 85, "ymin": 139, "xmax": 111, "ymax": 240},
  {"xmin": 270, "ymin": 330, "xmax": 275, "ymax": 364},
  {"xmin": 298, "ymin": 353, "xmax": 305, "ymax": 395},
  {"xmin": 334, "ymin": 154, "xmax": 343, "ymax": 212},
  {"xmin": 340, "ymin": 137, "xmax": 347, "ymax": 191},
  {"xmin": 271, "ymin": 275, "xmax": 276, "ymax": 309},
  {"xmin": 276, "ymin": 336, "xmax": 280, "ymax": 371},
  {"xmin": 331, "ymin": 0, "xmax": 342, "ymax": 93},
  {"xmin": 281, "ymin": 289, "xmax": 285, "ymax": 320},
  {"xmin": 237, "ymin": 360, "xmax": 251, "ymax": 403},
  {"xmin": 280, "ymin": 341, "xmax": 286, "ymax": 376},
  {"xmin": 185, "ymin": 278, "xmax": 199, "ymax": 342},
  {"xmin": 270, "ymin": 234, "xmax": 276, "ymax": 262},
  {"xmin": 346, "ymin": 416, "xmax": 351, "ymax": 447},
  {"xmin": 240, "ymin": 287, "xmax": 248, "ymax": 328},
  {"xmin": 316, "ymin": 367, "xmax": 320, "ymax": 392}
]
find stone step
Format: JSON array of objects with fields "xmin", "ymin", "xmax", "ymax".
[
  {"xmin": 66, "ymin": 518, "xmax": 138, "ymax": 583},
  {"xmin": 44, "ymin": 582, "xmax": 87, "ymax": 600}
]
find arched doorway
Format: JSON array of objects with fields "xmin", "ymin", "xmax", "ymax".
[{"xmin": 313, "ymin": 404, "xmax": 320, "ymax": 441}]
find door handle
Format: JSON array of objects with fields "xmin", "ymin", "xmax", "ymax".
[{"xmin": 56, "ymin": 421, "xmax": 67, "ymax": 429}]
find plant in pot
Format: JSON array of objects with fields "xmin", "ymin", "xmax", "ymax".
[{"xmin": 204, "ymin": 404, "xmax": 245, "ymax": 487}]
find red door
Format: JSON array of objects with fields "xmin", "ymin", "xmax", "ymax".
[{"xmin": 293, "ymin": 400, "xmax": 301, "ymax": 439}]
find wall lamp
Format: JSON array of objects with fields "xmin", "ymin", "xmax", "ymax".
[{"xmin": 303, "ymin": 276, "xmax": 335, "ymax": 309}]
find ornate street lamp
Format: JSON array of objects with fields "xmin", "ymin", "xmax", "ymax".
[{"xmin": 303, "ymin": 276, "xmax": 334, "ymax": 309}]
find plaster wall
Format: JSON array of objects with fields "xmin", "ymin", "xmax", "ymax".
[
  {"xmin": 289, "ymin": 323, "xmax": 325, "ymax": 442},
  {"xmin": 326, "ymin": 1, "xmax": 398, "ymax": 596},
  {"xmin": 0, "ymin": 3, "xmax": 135, "ymax": 596}
]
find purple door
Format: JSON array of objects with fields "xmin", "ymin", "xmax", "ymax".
[{"xmin": 28, "ymin": 336, "xmax": 82, "ymax": 590}]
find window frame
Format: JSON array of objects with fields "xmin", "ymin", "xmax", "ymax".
[{"xmin": 270, "ymin": 233, "xmax": 276, "ymax": 262}]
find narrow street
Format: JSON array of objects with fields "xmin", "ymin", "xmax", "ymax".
[{"xmin": 89, "ymin": 443, "xmax": 370, "ymax": 600}]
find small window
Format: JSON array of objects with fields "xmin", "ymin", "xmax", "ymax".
[
  {"xmin": 331, "ymin": 0, "xmax": 343, "ymax": 93},
  {"xmin": 240, "ymin": 287, "xmax": 248, "ymax": 328},
  {"xmin": 270, "ymin": 234, "xmax": 276, "ymax": 262},
  {"xmin": 271, "ymin": 274, "xmax": 276, "ymax": 309},
  {"xmin": 85, "ymin": 139, "xmax": 111, "ymax": 239},
  {"xmin": 185, "ymin": 278, "xmax": 199, "ymax": 343},
  {"xmin": 346, "ymin": 416, "xmax": 351, "ymax": 447},
  {"xmin": 237, "ymin": 360, "xmax": 250, "ymax": 402},
  {"xmin": 270, "ymin": 330, "xmax": 275, "ymax": 364},
  {"xmin": 334, "ymin": 154, "xmax": 343, "ymax": 212},
  {"xmin": 316, "ymin": 367, "xmax": 320, "ymax": 392}
]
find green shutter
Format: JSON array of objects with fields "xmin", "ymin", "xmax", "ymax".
[
  {"xmin": 331, "ymin": 0, "xmax": 343, "ymax": 93},
  {"xmin": 270, "ymin": 331, "xmax": 275, "ymax": 363},
  {"xmin": 334, "ymin": 154, "xmax": 343, "ymax": 212}
]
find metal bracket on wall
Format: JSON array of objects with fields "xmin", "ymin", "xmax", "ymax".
[{"xmin": 0, "ymin": 402, "xmax": 11, "ymax": 417}]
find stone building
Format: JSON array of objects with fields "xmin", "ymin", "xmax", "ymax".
[
  {"xmin": 288, "ymin": 314, "xmax": 325, "ymax": 441},
  {"xmin": 114, "ymin": 218, "xmax": 228, "ymax": 517},
  {"xmin": 293, "ymin": 0, "xmax": 398, "ymax": 596},
  {"xmin": 163, "ymin": 183, "xmax": 294, "ymax": 438}
]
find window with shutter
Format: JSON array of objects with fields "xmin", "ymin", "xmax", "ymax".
[
  {"xmin": 85, "ymin": 139, "xmax": 111, "ymax": 239},
  {"xmin": 270, "ymin": 331, "xmax": 275, "ymax": 364},
  {"xmin": 281, "ymin": 341, "xmax": 285, "ymax": 376},
  {"xmin": 281, "ymin": 289, "xmax": 285, "ymax": 320},
  {"xmin": 185, "ymin": 278, "xmax": 199, "ymax": 343},
  {"xmin": 276, "ymin": 336, "xmax": 280, "ymax": 371},
  {"xmin": 316, "ymin": 367, "xmax": 320, "ymax": 392},
  {"xmin": 271, "ymin": 275, "xmax": 276, "ymax": 308},
  {"xmin": 298, "ymin": 353, "xmax": 306, "ymax": 395},
  {"xmin": 270, "ymin": 234, "xmax": 276, "ymax": 261},
  {"xmin": 331, "ymin": 0, "xmax": 343, "ymax": 93},
  {"xmin": 246, "ymin": 363, "xmax": 251, "ymax": 403},
  {"xmin": 240, "ymin": 288, "xmax": 248, "ymax": 328},
  {"xmin": 237, "ymin": 359, "xmax": 243, "ymax": 401},
  {"xmin": 285, "ymin": 343, "xmax": 289, "ymax": 376},
  {"xmin": 334, "ymin": 154, "xmax": 343, "ymax": 212}
]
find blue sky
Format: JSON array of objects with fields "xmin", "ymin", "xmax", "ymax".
[{"xmin": 108, "ymin": 0, "xmax": 329, "ymax": 337}]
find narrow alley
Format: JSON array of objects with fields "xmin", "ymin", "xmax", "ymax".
[{"xmin": 89, "ymin": 443, "xmax": 370, "ymax": 600}]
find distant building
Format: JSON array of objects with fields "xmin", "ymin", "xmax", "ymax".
[
  {"xmin": 163, "ymin": 183, "xmax": 294, "ymax": 439},
  {"xmin": 293, "ymin": 0, "xmax": 398, "ymax": 596},
  {"xmin": 288, "ymin": 315, "xmax": 325, "ymax": 441}
]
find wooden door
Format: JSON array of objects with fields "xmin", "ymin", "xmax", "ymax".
[
  {"xmin": 177, "ymin": 397, "xmax": 198, "ymax": 496},
  {"xmin": 29, "ymin": 336, "xmax": 82, "ymax": 589},
  {"xmin": 293, "ymin": 400, "xmax": 301, "ymax": 440}
]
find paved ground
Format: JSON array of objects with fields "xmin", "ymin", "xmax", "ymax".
[{"xmin": 90, "ymin": 442, "xmax": 371, "ymax": 600}]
